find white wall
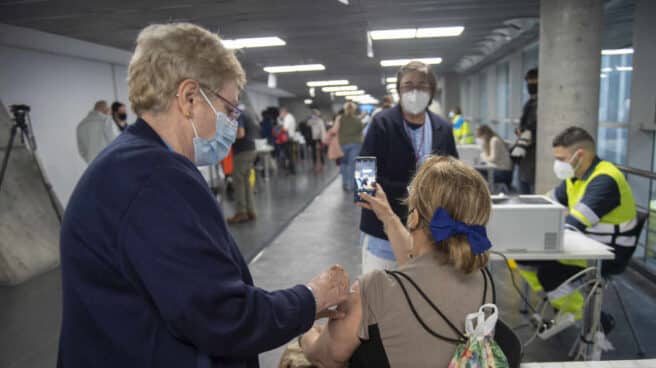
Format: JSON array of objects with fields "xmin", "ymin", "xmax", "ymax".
[
  {"xmin": 0, "ymin": 24, "xmax": 291, "ymax": 206},
  {"xmin": 0, "ymin": 23, "xmax": 132, "ymax": 205},
  {"xmin": 245, "ymin": 88, "xmax": 279, "ymax": 121}
]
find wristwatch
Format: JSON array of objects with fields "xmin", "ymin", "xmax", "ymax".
[{"xmin": 304, "ymin": 284, "xmax": 319, "ymax": 309}]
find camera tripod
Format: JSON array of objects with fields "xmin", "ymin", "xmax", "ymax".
[{"xmin": 0, "ymin": 105, "xmax": 62, "ymax": 222}]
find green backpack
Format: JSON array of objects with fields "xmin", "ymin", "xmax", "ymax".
[{"xmin": 386, "ymin": 269, "xmax": 510, "ymax": 368}]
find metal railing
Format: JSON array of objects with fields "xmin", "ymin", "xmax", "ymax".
[
  {"xmin": 617, "ymin": 165, "xmax": 656, "ymax": 282},
  {"xmin": 617, "ymin": 165, "xmax": 656, "ymax": 181}
]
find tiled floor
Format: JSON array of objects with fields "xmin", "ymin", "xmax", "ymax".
[{"xmin": 1, "ymin": 161, "xmax": 655, "ymax": 368}]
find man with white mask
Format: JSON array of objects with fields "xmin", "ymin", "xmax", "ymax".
[
  {"xmin": 518, "ymin": 127, "xmax": 637, "ymax": 336},
  {"xmin": 358, "ymin": 61, "xmax": 459, "ymax": 273}
]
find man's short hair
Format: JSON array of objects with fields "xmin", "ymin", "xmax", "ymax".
[
  {"xmin": 111, "ymin": 101, "xmax": 124, "ymax": 113},
  {"xmin": 396, "ymin": 61, "xmax": 438, "ymax": 101},
  {"xmin": 525, "ymin": 68, "xmax": 538, "ymax": 81},
  {"xmin": 94, "ymin": 100, "xmax": 108, "ymax": 111},
  {"xmin": 552, "ymin": 126, "xmax": 596, "ymax": 151}
]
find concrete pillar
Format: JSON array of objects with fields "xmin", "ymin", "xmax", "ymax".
[
  {"xmin": 442, "ymin": 72, "xmax": 461, "ymax": 114},
  {"xmin": 535, "ymin": 0, "xmax": 604, "ymax": 194},
  {"xmin": 626, "ymin": 0, "xmax": 656, "ymax": 210}
]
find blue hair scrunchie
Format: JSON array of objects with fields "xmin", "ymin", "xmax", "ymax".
[{"xmin": 429, "ymin": 207, "xmax": 492, "ymax": 255}]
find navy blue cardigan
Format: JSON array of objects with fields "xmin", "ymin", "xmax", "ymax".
[
  {"xmin": 58, "ymin": 119, "xmax": 315, "ymax": 368},
  {"xmin": 359, "ymin": 106, "xmax": 459, "ymax": 239}
]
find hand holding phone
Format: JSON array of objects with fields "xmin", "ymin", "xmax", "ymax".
[{"xmin": 354, "ymin": 156, "xmax": 377, "ymax": 202}]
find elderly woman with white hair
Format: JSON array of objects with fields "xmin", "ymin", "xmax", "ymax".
[{"xmin": 58, "ymin": 23, "xmax": 349, "ymax": 368}]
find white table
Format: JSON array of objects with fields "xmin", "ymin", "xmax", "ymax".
[
  {"xmin": 496, "ymin": 230, "xmax": 614, "ymax": 361},
  {"xmin": 255, "ymin": 145, "xmax": 274, "ymax": 180},
  {"xmin": 473, "ymin": 163, "xmax": 495, "ymax": 189},
  {"xmin": 498, "ymin": 230, "xmax": 614, "ymax": 262},
  {"xmin": 521, "ymin": 359, "xmax": 656, "ymax": 367}
]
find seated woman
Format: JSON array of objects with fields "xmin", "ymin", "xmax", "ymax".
[
  {"xmin": 475, "ymin": 124, "xmax": 513, "ymax": 188},
  {"xmin": 298, "ymin": 156, "xmax": 494, "ymax": 367}
]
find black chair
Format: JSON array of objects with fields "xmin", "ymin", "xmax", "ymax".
[
  {"xmin": 495, "ymin": 319, "xmax": 522, "ymax": 368},
  {"xmin": 603, "ymin": 210, "xmax": 649, "ymax": 357}
]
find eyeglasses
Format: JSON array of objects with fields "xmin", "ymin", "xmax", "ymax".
[
  {"xmin": 202, "ymin": 85, "xmax": 242, "ymax": 121},
  {"xmin": 399, "ymin": 82, "xmax": 431, "ymax": 92}
]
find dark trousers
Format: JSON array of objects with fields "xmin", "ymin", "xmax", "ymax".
[
  {"xmin": 283, "ymin": 142, "xmax": 296, "ymax": 173},
  {"xmin": 518, "ymin": 180, "xmax": 534, "ymax": 194},
  {"xmin": 309, "ymin": 140, "xmax": 324, "ymax": 165},
  {"xmin": 476, "ymin": 168, "xmax": 513, "ymax": 186}
]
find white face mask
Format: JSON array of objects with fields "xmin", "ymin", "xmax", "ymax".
[
  {"xmin": 401, "ymin": 90, "xmax": 430, "ymax": 115},
  {"xmin": 448, "ymin": 111, "xmax": 455, "ymax": 119},
  {"xmin": 553, "ymin": 152, "xmax": 580, "ymax": 180},
  {"xmin": 475, "ymin": 137, "xmax": 485, "ymax": 147}
]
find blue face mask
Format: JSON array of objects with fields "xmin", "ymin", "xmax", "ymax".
[{"xmin": 190, "ymin": 89, "xmax": 238, "ymax": 166}]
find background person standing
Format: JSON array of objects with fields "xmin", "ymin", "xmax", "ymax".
[
  {"xmin": 76, "ymin": 100, "xmax": 115, "ymax": 164},
  {"xmin": 512, "ymin": 68, "xmax": 539, "ymax": 194},
  {"xmin": 228, "ymin": 112, "xmax": 258, "ymax": 224},
  {"xmin": 279, "ymin": 107, "xmax": 297, "ymax": 174},
  {"xmin": 337, "ymin": 102, "xmax": 363, "ymax": 191},
  {"xmin": 359, "ymin": 61, "xmax": 458, "ymax": 273}
]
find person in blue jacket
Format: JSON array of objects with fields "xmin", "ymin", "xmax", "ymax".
[
  {"xmin": 58, "ymin": 23, "xmax": 349, "ymax": 368},
  {"xmin": 359, "ymin": 61, "xmax": 459, "ymax": 273}
]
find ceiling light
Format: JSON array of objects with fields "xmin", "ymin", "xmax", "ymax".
[
  {"xmin": 601, "ymin": 48, "xmax": 633, "ymax": 55},
  {"xmin": 263, "ymin": 64, "xmax": 325, "ymax": 73},
  {"xmin": 600, "ymin": 73, "xmax": 608, "ymax": 78},
  {"xmin": 380, "ymin": 58, "xmax": 442, "ymax": 67},
  {"xmin": 306, "ymin": 80, "xmax": 349, "ymax": 87},
  {"xmin": 352, "ymin": 95, "xmax": 380, "ymax": 104},
  {"xmin": 222, "ymin": 37, "xmax": 286, "ymax": 49},
  {"xmin": 416, "ymin": 26, "xmax": 464, "ymax": 38},
  {"xmin": 601, "ymin": 67, "xmax": 613, "ymax": 73},
  {"xmin": 386, "ymin": 83, "xmax": 396, "ymax": 90},
  {"xmin": 322, "ymin": 85, "xmax": 358, "ymax": 92},
  {"xmin": 369, "ymin": 28, "xmax": 416, "ymax": 40},
  {"xmin": 616, "ymin": 66, "xmax": 633, "ymax": 72},
  {"xmin": 335, "ymin": 90, "xmax": 365, "ymax": 96},
  {"xmin": 369, "ymin": 26, "xmax": 464, "ymax": 41},
  {"xmin": 386, "ymin": 77, "xmax": 397, "ymax": 83},
  {"xmin": 304, "ymin": 99, "xmax": 313, "ymax": 104}
]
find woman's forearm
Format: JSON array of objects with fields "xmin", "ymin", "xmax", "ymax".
[{"xmin": 382, "ymin": 215, "xmax": 412, "ymax": 266}]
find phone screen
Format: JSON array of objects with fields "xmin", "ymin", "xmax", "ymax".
[{"xmin": 354, "ymin": 156, "xmax": 377, "ymax": 202}]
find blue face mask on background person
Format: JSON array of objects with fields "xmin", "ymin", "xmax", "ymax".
[{"xmin": 188, "ymin": 89, "xmax": 238, "ymax": 166}]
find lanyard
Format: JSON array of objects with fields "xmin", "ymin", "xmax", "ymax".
[{"xmin": 405, "ymin": 122, "xmax": 426, "ymax": 165}]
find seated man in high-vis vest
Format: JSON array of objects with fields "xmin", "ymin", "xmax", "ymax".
[
  {"xmin": 448, "ymin": 106, "xmax": 474, "ymax": 144},
  {"xmin": 520, "ymin": 126, "xmax": 637, "ymax": 331}
]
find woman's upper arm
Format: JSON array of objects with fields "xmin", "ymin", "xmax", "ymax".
[{"xmin": 305, "ymin": 282, "xmax": 363, "ymax": 365}]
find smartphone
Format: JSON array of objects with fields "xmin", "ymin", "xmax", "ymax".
[{"xmin": 354, "ymin": 156, "xmax": 377, "ymax": 202}]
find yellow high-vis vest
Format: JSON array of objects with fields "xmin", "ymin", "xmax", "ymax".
[
  {"xmin": 560, "ymin": 160, "xmax": 637, "ymax": 268},
  {"xmin": 451, "ymin": 114, "xmax": 474, "ymax": 144}
]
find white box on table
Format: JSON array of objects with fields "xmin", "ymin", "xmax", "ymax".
[{"xmin": 487, "ymin": 195, "xmax": 567, "ymax": 253}]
